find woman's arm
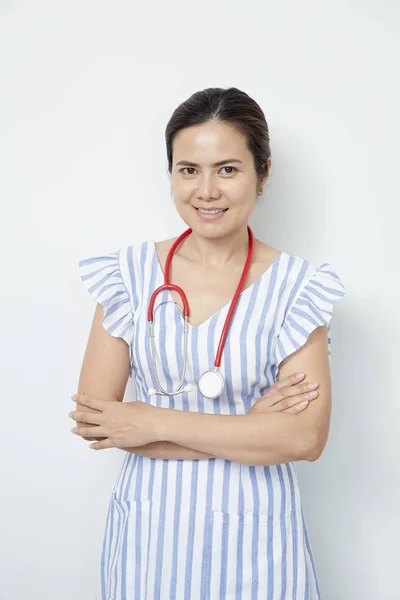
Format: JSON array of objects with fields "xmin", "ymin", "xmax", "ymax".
[
  {"xmin": 155, "ymin": 327, "xmax": 332, "ymax": 465},
  {"xmin": 76, "ymin": 304, "xmax": 131, "ymax": 438},
  {"xmin": 77, "ymin": 304, "xmax": 216, "ymax": 458},
  {"xmin": 124, "ymin": 442, "xmax": 215, "ymax": 460},
  {"xmin": 122, "ymin": 371, "xmax": 316, "ymax": 460},
  {"xmin": 78, "ymin": 309, "xmax": 329, "ymax": 463}
]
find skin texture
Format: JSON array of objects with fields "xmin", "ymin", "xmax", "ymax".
[{"xmin": 73, "ymin": 120, "xmax": 331, "ymax": 463}]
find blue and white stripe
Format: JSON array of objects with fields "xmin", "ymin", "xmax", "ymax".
[{"xmin": 79, "ymin": 240, "xmax": 346, "ymax": 600}]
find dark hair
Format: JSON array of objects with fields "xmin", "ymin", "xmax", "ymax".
[{"xmin": 165, "ymin": 87, "xmax": 271, "ymax": 185}]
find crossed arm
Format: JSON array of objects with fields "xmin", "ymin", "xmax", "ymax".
[
  {"xmin": 127, "ymin": 325, "xmax": 331, "ymax": 464},
  {"xmin": 77, "ymin": 304, "xmax": 332, "ymax": 465}
]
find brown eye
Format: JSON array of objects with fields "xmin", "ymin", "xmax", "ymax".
[
  {"xmin": 182, "ymin": 167, "xmax": 196, "ymax": 175},
  {"xmin": 221, "ymin": 166, "xmax": 237, "ymax": 175}
]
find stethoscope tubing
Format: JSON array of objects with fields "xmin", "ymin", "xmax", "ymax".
[
  {"xmin": 147, "ymin": 226, "xmax": 254, "ymax": 397},
  {"xmin": 149, "ymin": 314, "xmax": 190, "ymax": 396}
]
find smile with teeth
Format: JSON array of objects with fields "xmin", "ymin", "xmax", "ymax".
[{"xmin": 195, "ymin": 207, "xmax": 228, "ymax": 214}]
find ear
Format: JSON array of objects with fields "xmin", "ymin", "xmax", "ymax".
[
  {"xmin": 259, "ymin": 158, "xmax": 272, "ymax": 190},
  {"xmin": 264, "ymin": 157, "xmax": 272, "ymax": 180}
]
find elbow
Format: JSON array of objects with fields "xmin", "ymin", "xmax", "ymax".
[
  {"xmin": 294, "ymin": 422, "xmax": 326, "ymax": 462},
  {"xmin": 303, "ymin": 432, "xmax": 326, "ymax": 462},
  {"xmin": 305, "ymin": 446, "xmax": 322, "ymax": 462}
]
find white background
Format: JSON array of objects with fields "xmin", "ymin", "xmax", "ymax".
[{"xmin": 1, "ymin": 1, "xmax": 399, "ymax": 598}]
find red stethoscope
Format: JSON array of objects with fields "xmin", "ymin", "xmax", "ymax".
[{"xmin": 147, "ymin": 226, "xmax": 254, "ymax": 399}]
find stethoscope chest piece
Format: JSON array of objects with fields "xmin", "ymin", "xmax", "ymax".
[{"xmin": 197, "ymin": 369, "xmax": 224, "ymax": 400}]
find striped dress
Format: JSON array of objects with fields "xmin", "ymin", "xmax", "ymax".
[{"xmin": 79, "ymin": 238, "xmax": 346, "ymax": 600}]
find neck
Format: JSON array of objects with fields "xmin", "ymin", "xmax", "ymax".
[{"xmin": 180, "ymin": 226, "xmax": 250, "ymax": 268}]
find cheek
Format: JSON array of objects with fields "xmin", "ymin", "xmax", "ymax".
[
  {"xmin": 227, "ymin": 173, "xmax": 257, "ymax": 194},
  {"xmin": 172, "ymin": 179, "xmax": 194, "ymax": 201},
  {"xmin": 227, "ymin": 180, "xmax": 257, "ymax": 205}
]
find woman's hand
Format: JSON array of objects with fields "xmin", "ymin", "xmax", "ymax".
[
  {"xmin": 249, "ymin": 372, "xmax": 319, "ymax": 415},
  {"xmin": 69, "ymin": 395, "xmax": 161, "ymax": 450},
  {"xmin": 73, "ymin": 399, "xmax": 107, "ymax": 442}
]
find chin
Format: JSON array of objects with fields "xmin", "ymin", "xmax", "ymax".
[{"xmin": 187, "ymin": 223, "xmax": 236, "ymax": 241}]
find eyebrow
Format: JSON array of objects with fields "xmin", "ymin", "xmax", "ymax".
[{"xmin": 175, "ymin": 158, "xmax": 243, "ymax": 168}]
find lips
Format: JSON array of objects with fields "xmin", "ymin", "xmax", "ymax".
[
  {"xmin": 194, "ymin": 207, "xmax": 228, "ymax": 213},
  {"xmin": 193, "ymin": 206, "xmax": 229, "ymax": 222}
]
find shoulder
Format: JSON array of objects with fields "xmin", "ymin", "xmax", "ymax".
[
  {"xmin": 79, "ymin": 238, "xmax": 154, "ymax": 291},
  {"xmin": 253, "ymin": 236, "xmax": 325, "ymax": 284},
  {"xmin": 253, "ymin": 239, "xmax": 314, "ymax": 284},
  {"xmin": 252, "ymin": 238, "xmax": 316, "ymax": 272},
  {"xmin": 272, "ymin": 249, "xmax": 346, "ymax": 329},
  {"xmin": 252, "ymin": 238, "xmax": 282, "ymax": 265},
  {"xmin": 113, "ymin": 238, "xmax": 157, "ymax": 270},
  {"xmin": 273, "ymin": 251, "xmax": 346, "ymax": 369},
  {"xmin": 252, "ymin": 240, "xmax": 347, "ymax": 315},
  {"xmin": 153, "ymin": 236, "xmax": 179, "ymax": 264}
]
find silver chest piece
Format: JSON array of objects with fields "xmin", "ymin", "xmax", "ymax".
[{"xmin": 198, "ymin": 369, "xmax": 224, "ymax": 399}]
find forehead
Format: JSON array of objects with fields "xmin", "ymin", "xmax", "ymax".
[{"xmin": 172, "ymin": 121, "xmax": 249, "ymax": 162}]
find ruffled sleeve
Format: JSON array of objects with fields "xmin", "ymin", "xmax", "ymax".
[
  {"xmin": 79, "ymin": 250, "xmax": 134, "ymax": 376},
  {"xmin": 275, "ymin": 263, "xmax": 346, "ymax": 369}
]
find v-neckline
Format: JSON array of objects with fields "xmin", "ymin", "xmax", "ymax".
[{"xmin": 151, "ymin": 239, "xmax": 284, "ymax": 330}]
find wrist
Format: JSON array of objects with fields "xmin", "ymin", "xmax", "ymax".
[{"xmin": 152, "ymin": 406, "xmax": 171, "ymax": 442}]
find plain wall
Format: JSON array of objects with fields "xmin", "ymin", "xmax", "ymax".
[{"xmin": 1, "ymin": 1, "xmax": 399, "ymax": 598}]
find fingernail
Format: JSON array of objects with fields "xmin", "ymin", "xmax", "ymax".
[{"xmin": 296, "ymin": 372, "xmax": 305, "ymax": 378}]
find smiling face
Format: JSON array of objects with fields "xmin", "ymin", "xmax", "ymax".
[{"xmin": 171, "ymin": 120, "xmax": 270, "ymax": 238}]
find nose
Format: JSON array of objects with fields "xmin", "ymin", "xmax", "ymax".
[{"xmin": 194, "ymin": 173, "xmax": 221, "ymax": 201}]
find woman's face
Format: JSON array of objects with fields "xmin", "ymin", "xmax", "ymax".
[{"xmin": 171, "ymin": 120, "xmax": 270, "ymax": 238}]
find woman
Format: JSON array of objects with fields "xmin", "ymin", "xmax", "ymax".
[{"xmin": 71, "ymin": 87, "xmax": 346, "ymax": 599}]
